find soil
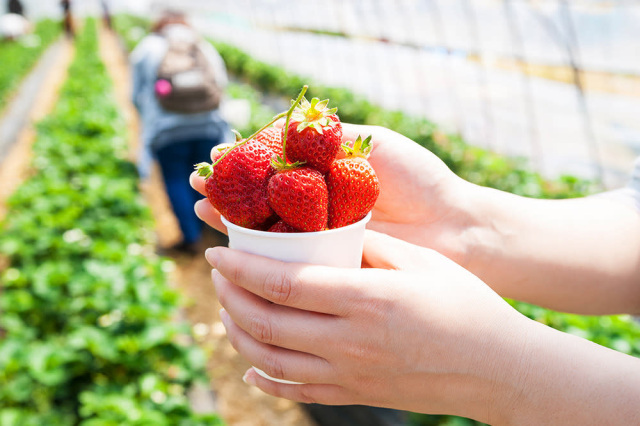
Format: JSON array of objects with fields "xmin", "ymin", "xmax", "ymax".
[
  {"xmin": 0, "ymin": 39, "xmax": 74, "ymax": 214},
  {"xmin": 97, "ymin": 27, "xmax": 316, "ymax": 426}
]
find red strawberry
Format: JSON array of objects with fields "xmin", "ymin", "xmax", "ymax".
[
  {"xmin": 283, "ymin": 97, "xmax": 342, "ymax": 173},
  {"xmin": 326, "ymin": 135, "xmax": 380, "ymax": 229},
  {"xmin": 267, "ymin": 166, "xmax": 328, "ymax": 232},
  {"xmin": 268, "ymin": 220, "xmax": 300, "ymax": 233},
  {"xmin": 196, "ymin": 140, "xmax": 275, "ymax": 229},
  {"xmin": 255, "ymin": 126, "xmax": 283, "ymax": 158}
]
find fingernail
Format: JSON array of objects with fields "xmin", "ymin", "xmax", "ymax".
[
  {"xmin": 205, "ymin": 247, "xmax": 219, "ymax": 267},
  {"xmin": 194, "ymin": 200, "xmax": 203, "ymax": 220},
  {"xmin": 243, "ymin": 369, "xmax": 257, "ymax": 386},
  {"xmin": 219, "ymin": 308, "xmax": 229, "ymax": 325},
  {"xmin": 211, "ymin": 269, "xmax": 222, "ymax": 290}
]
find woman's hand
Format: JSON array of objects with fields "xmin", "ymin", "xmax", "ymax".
[
  {"xmin": 206, "ymin": 230, "xmax": 530, "ymax": 423},
  {"xmin": 190, "ymin": 122, "xmax": 475, "ymax": 264}
]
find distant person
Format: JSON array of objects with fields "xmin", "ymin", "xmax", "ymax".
[
  {"xmin": 100, "ymin": 0, "xmax": 112, "ymax": 30},
  {"xmin": 7, "ymin": 0, "xmax": 24, "ymax": 16},
  {"xmin": 131, "ymin": 9, "xmax": 231, "ymax": 255},
  {"xmin": 0, "ymin": 12, "xmax": 30, "ymax": 40},
  {"xmin": 60, "ymin": 0, "xmax": 73, "ymax": 38}
]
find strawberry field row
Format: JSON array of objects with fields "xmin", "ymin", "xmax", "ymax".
[
  {"xmin": 0, "ymin": 20, "xmax": 60, "ymax": 113},
  {"xmin": 0, "ymin": 19, "xmax": 222, "ymax": 425}
]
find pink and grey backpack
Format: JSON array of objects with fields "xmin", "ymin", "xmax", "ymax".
[{"xmin": 155, "ymin": 29, "xmax": 221, "ymax": 113}]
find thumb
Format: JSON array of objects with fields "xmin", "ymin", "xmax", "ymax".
[{"xmin": 362, "ymin": 230, "xmax": 447, "ymax": 272}]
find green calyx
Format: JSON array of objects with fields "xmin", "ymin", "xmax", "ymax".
[
  {"xmin": 270, "ymin": 154, "xmax": 305, "ymax": 172},
  {"xmin": 231, "ymin": 129, "xmax": 243, "ymax": 142},
  {"xmin": 195, "ymin": 162, "xmax": 213, "ymax": 179},
  {"xmin": 342, "ymin": 135, "xmax": 373, "ymax": 158},
  {"xmin": 292, "ymin": 97, "xmax": 338, "ymax": 135}
]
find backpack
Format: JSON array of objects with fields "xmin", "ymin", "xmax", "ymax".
[{"xmin": 155, "ymin": 30, "xmax": 222, "ymax": 114}]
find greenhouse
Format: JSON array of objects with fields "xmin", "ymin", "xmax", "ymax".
[{"xmin": 1, "ymin": 1, "xmax": 639, "ymax": 425}]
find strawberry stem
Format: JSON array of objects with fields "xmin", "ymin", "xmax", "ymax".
[
  {"xmin": 208, "ymin": 85, "xmax": 309, "ymax": 169},
  {"xmin": 282, "ymin": 85, "xmax": 308, "ymax": 162},
  {"xmin": 231, "ymin": 129, "xmax": 243, "ymax": 142}
]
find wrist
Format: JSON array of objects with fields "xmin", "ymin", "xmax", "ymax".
[
  {"xmin": 456, "ymin": 312, "xmax": 541, "ymax": 425},
  {"xmin": 485, "ymin": 318, "xmax": 640, "ymax": 425},
  {"xmin": 482, "ymin": 315, "xmax": 541, "ymax": 425},
  {"xmin": 433, "ymin": 179, "xmax": 502, "ymax": 274},
  {"xmin": 448, "ymin": 181, "xmax": 527, "ymax": 293},
  {"xmin": 424, "ymin": 307, "xmax": 538, "ymax": 424}
]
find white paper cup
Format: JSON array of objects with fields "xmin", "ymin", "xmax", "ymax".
[
  {"xmin": 221, "ymin": 212, "xmax": 371, "ymax": 268},
  {"xmin": 220, "ymin": 212, "xmax": 372, "ymax": 384}
]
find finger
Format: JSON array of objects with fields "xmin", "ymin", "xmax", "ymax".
[
  {"xmin": 206, "ymin": 247, "xmax": 363, "ymax": 315},
  {"xmin": 195, "ymin": 198, "xmax": 227, "ymax": 234},
  {"xmin": 211, "ymin": 142, "xmax": 234, "ymax": 160},
  {"xmin": 340, "ymin": 122, "xmax": 382, "ymax": 144},
  {"xmin": 242, "ymin": 367, "xmax": 353, "ymax": 406},
  {"xmin": 340, "ymin": 122, "xmax": 416, "ymax": 151},
  {"xmin": 220, "ymin": 308, "xmax": 334, "ymax": 384},
  {"xmin": 213, "ymin": 269, "xmax": 338, "ymax": 356},
  {"xmin": 339, "ymin": 124, "xmax": 413, "ymax": 175},
  {"xmin": 341, "ymin": 123, "xmax": 447, "ymax": 192},
  {"xmin": 362, "ymin": 230, "xmax": 445, "ymax": 272},
  {"xmin": 190, "ymin": 171, "xmax": 206, "ymax": 197}
]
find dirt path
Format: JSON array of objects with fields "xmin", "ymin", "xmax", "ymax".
[
  {"xmin": 0, "ymin": 38, "xmax": 74, "ymax": 216},
  {"xmin": 98, "ymin": 27, "xmax": 316, "ymax": 426}
]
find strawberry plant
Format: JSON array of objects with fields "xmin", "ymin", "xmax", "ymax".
[
  {"xmin": 111, "ymin": 14, "xmax": 150, "ymax": 53},
  {"xmin": 0, "ymin": 19, "xmax": 222, "ymax": 425}
]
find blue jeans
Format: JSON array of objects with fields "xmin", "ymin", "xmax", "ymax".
[{"xmin": 155, "ymin": 138, "xmax": 219, "ymax": 244}]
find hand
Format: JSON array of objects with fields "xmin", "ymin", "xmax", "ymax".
[
  {"xmin": 190, "ymin": 123, "xmax": 474, "ymax": 264},
  {"xmin": 206, "ymin": 230, "xmax": 531, "ymax": 422}
]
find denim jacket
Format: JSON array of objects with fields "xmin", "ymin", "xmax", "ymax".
[{"xmin": 130, "ymin": 24, "xmax": 230, "ymax": 178}]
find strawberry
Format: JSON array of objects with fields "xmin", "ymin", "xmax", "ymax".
[
  {"xmin": 255, "ymin": 126, "xmax": 283, "ymax": 158},
  {"xmin": 267, "ymin": 166, "xmax": 328, "ymax": 232},
  {"xmin": 268, "ymin": 220, "xmax": 300, "ymax": 233},
  {"xmin": 326, "ymin": 135, "xmax": 380, "ymax": 229},
  {"xmin": 284, "ymin": 97, "xmax": 342, "ymax": 173},
  {"xmin": 196, "ymin": 140, "xmax": 275, "ymax": 229}
]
